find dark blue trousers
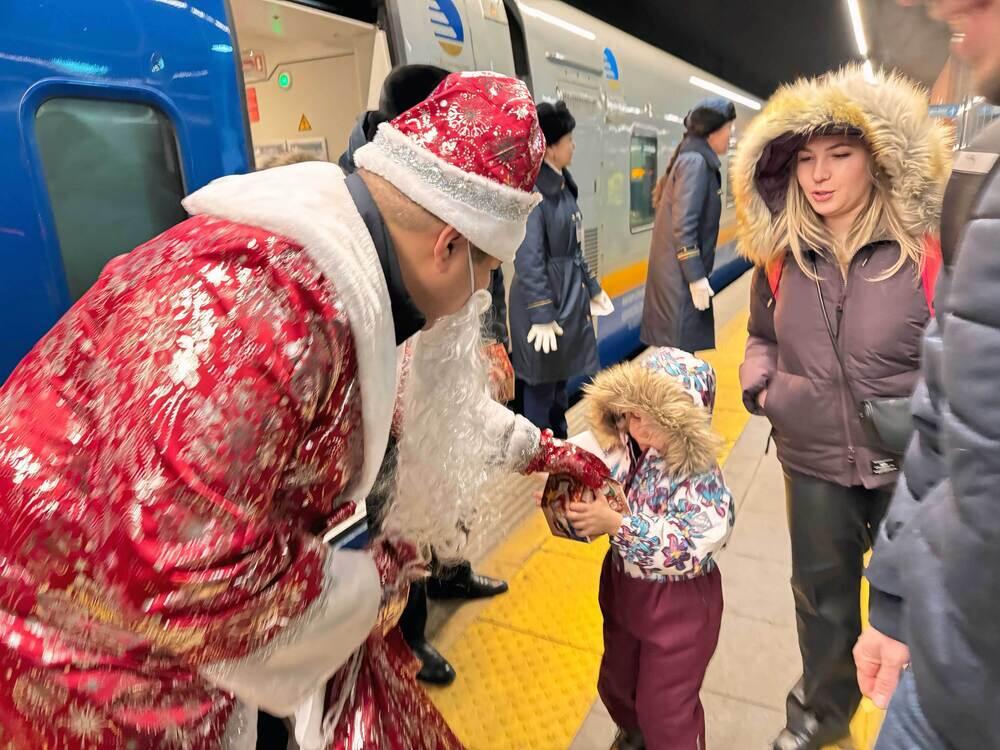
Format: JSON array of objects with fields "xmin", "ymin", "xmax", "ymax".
[{"xmin": 521, "ymin": 379, "xmax": 569, "ymax": 439}]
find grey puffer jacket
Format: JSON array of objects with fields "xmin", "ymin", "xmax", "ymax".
[
  {"xmin": 734, "ymin": 66, "xmax": 951, "ymax": 489},
  {"xmin": 742, "ymin": 245, "xmax": 930, "ymax": 488},
  {"xmin": 867, "ymin": 119, "xmax": 1000, "ymax": 749}
]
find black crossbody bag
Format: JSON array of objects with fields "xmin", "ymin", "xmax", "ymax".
[{"xmin": 812, "ymin": 264, "xmax": 914, "ymax": 456}]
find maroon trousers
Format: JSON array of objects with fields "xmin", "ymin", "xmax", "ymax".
[{"xmin": 597, "ymin": 552, "xmax": 724, "ymax": 750}]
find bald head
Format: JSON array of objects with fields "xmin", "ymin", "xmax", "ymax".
[{"xmin": 358, "ymin": 169, "xmax": 445, "ymax": 234}]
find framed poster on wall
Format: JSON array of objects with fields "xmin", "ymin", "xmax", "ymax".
[{"xmin": 287, "ymin": 137, "xmax": 329, "ymax": 161}]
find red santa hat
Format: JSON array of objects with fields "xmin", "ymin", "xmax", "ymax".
[{"xmin": 353, "ymin": 70, "xmax": 545, "ymax": 264}]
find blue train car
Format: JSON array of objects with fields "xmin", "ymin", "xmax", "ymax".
[{"xmin": 0, "ymin": 0, "xmax": 255, "ymax": 378}]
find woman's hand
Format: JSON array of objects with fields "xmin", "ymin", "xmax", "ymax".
[
  {"xmin": 590, "ymin": 290, "xmax": 615, "ymax": 317},
  {"xmin": 565, "ymin": 490, "xmax": 624, "ymax": 537},
  {"xmin": 689, "ymin": 278, "xmax": 715, "ymax": 311},
  {"xmin": 527, "ymin": 321, "xmax": 564, "ymax": 353}
]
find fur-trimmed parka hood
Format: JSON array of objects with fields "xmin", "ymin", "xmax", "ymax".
[
  {"xmin": 583, "ymin": 348, "xmax": 722, "ymax": 477},
  {"xmin": 733, "ymin": 64, "xmax": 952, "ymax": 266}
]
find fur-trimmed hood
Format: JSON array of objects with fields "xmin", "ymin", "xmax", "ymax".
[
  {"xmin": 733, "ymin": 64, "xmax": 952, "ymax": 266},
  {"xmin": 583, "ymin": 348, "xmax": 722, "ymax": 477}
]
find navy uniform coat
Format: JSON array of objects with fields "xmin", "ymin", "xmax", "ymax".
[
  {"xmin": 509, "ymin": 163, "xmax": 601, "ymax": 385},
  {"xmin": 640, "ymin": 137, "xmax": 723, "ymax": 352}
]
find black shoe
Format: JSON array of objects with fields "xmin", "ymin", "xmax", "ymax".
[
  {"xmin": 771, "ymin": 726, "xmax": 852, "ymax": 750},
  {"xmin": 411, "ymin": 639, "xmax": 456, "ymax": 686},
  {"xmin": 610, "ymin": 728, "xmax": 645, "ymax": 750},
  {"xmin": 426, "ymin": 568, "xmax": 509, "ymax": 601}
]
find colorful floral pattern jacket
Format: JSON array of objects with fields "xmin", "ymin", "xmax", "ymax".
[{"xmin": 581, "ymin": 347, "xmax": 734, "ymax": 580}]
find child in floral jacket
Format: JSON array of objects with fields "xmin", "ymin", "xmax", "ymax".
[{"xmin": 566, "ymin": 347, "xmax": 734, "ymax": 750}]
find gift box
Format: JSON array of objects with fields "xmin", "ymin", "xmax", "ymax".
[
  {"xmin": 541, "ymin": 473, "xmax": 627, "ymax": 543},
  {"xmin": 483, "ymin": 341, "xmax": 515, "ymax": 404}
]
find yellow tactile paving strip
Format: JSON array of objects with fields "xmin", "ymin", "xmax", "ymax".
[{"xmin": 429, "ymin": 309, "xmax": 884, "ymax": 749}]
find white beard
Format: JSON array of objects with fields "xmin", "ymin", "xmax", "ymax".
[{"xmin": 382, "ymin": 291, "xmax": 504, "ymax": 560}]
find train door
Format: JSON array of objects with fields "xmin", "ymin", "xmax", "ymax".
[
  {"xmin": 556, "ymin": 85, "xmax": 604, "ymax": 275},
  {"xmin": 0, "ymin": 0, "xmax": 251, "ymax": 380},
  {"xmin": 227, "ymin": 0, "xmax": 389, "ymax": 166}
]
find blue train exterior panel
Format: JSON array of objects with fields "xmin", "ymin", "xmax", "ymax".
[{"xmin": 0, "ymin": 0, "xmax": 252, "ymax": 379}]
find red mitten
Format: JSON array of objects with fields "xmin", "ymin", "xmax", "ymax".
[
  {"xmin": 524, "ymin": 429, "xmax": 611, "ymax": 490},
  {"xmin": 371, "ymin": 536, "xmax": 426, "ymax": 635}
]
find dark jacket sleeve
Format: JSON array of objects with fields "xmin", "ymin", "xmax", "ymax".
[
  {"xmin": 487, "ymin": 267, "xmax": 510, "ymax": 348},
  {"xmin": 671, "ymin": 152, "xmax": 710, "ymax": 284},
  {"xmin": 739, "ymin": 267, "xmax": 778, "ymax": 415},
  {"xmin": 514, "ymin": 204, "xmax": 557, "ymax": 325},
  {"xmin": 865, "ymin": 271, "xmax": 948, "ymax": 639},
  {"xmin": 872, "ymin": 193, "xmax": 1000, "ymax": 644}
]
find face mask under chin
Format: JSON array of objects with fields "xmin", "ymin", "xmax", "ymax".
[{"xmin": 464, "ymin": 243, "xmax": 491, "ymax": 316}]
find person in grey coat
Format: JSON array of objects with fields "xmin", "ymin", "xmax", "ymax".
[
  {"xmin": 855, "ymin": 2, "xmax": 1000, "ymax": 748},
  {"xmin": 509, "ymin": 101, "xmax": 611, "ymax": 438},
  {"xmin": 640, "ymin": 98, "xmax": 736, "ymax": 353},
  {"xmin": 734, "ymin": 66, "xmax": 951, "ymax": 750}
]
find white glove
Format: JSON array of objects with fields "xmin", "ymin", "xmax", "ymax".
[
  {"xmin": 527, "ymin": 321, "xmax": 564, "ymax": 354},
  {"xmin": 689, "ymin": 278, "xmax": 714, "ymax": 311},
  {"xmin": 590, "ymin": 290, "xmax": 615, "ymax": 318}
]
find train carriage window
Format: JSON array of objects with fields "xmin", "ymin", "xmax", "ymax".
[
  {"xmin": 629, "ymin": 134, "xmax": 658, "ymax": 232},
  {"xmin": 35, "ymin": 98, "xmax": 187, "ymax": 301}
]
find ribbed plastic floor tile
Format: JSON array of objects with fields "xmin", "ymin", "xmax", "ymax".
[
  {"xmin": 430, "ymin": 621, "xmax": 601, "ymax": 750},
  {"xmin": 482, "ymin": 550, "xmax": 605, "ymax": 656},
  {"xmin": 541, "ymin": 533, "xmax": 610, "ymax": 564}
]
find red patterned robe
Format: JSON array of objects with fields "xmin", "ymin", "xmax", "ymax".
[
  {"xmin": 0, "ymin": 211, "xmax": 368, "ymax": 747},
  {"xmin": 0, "ymin": 163, "xmax": 470, "ymax": 749},
  {"xmin": 0, "ymin": 162, "xmax": 607, "ymax": 750}
]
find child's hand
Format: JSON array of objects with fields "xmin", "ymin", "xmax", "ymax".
[{"xmin": 566, "ymin": 490, "xmax": 624, "ymax": 538}]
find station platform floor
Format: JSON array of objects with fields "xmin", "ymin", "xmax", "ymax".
[{"xmin": 423, "ymin": 274, "xmax": 886, "ymax": 750}]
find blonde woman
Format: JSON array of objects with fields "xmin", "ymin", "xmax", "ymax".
[{"xmin": 735, "ymin": 66, "xmax": 950, "ymax": 750}]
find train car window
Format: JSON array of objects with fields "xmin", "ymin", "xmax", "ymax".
[
  {"xmin": 35, "ymin": 98, "xmax": 187, "ymax": 301},
  {"xmin": 629, "ymin": 134, "xmax": 658, "ymax": 231}
]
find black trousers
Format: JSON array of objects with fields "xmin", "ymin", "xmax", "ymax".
[
  {"xmin": 521, "ymin": 379, "xmax": 569, "ymax": 439},
  {"xmin": 783, "ymin": 470, "xmax": 892, "ymax": 743},
  {"xmin": 399, "ymin": 560, "xmax": 475, "ymax": 647},
  {"xmin": 400, "ymin": 579, "xmax": 428, "ymax": 646}
]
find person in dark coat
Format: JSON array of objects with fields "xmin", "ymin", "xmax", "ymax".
[
  {"xmin": 509, "ymin": 101, "xmax": 611, "ymax": 438},
  {"xmin": 855, "ymin": 2, "xmax": 1000, "ymax": 748},
  {"xmin": 640, "ymin": 98, "xmax": 736, "ymax": 353},
  {"xmin": 735, "ymin": 66, "xmax": 951, "ymax": 750}
]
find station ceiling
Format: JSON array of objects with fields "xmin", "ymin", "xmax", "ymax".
[{"xmin": 564, "ymin": 0, "xmax": 952, "ymax": 98}]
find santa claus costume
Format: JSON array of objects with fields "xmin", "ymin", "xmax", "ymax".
[{"xmin": 0, "ymin": 72, "xmax": 610, "ymax": 749}]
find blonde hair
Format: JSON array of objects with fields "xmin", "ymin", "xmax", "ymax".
[{"xmin": 779, "ymin": 143, "xmax": 923, "ymax": 279}]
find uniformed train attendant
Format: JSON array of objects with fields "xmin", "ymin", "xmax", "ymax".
[
  {"xmin": 640, "ymin": 98, "xmax": 736, "ymax": 353},
  {"xmin": 509, "ymin": 100, "xmax": 612, "ymax": 438}
]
